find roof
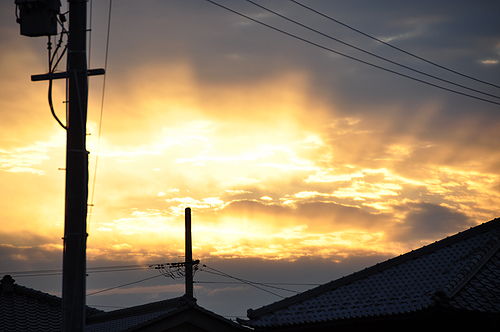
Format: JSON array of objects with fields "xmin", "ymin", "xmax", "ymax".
[
  {"xmin": 86, "ymin": 295, "xmax": 248, "ymax": 332},
  {"xmin": 0, "ymin": 275, "xmax": 102, "ymax": 332},
  {"xmin": 242, "ymin": 217, "xmax": 500, "ymax": 329},
  {"xmin": 0, "ymin": 276, "xmax": 247, "ymax": 332},
  {"xmin": 86, "ymin": 296, "xmax": 192, "ymax": 332}
]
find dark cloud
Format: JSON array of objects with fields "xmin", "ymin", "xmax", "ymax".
[
  {"xmin": 5, "ymin": 0, "xmax": 500, "ymax": 113},
  {"xmin": 1, "ymin": 0, "xmax": 499, "ymax": 319},
  {"xmin": 187, "ymin": 254, "xmax": 393, "ymax": 315},
  {"xmin": 77, "ymin": 0, "xmax": 500, "ymax": 175},
  {"xmin": 392, "ymin": 202, "xmax": 473, "ymax": 242},
  {"xmin": 222, "ymin": 199, "xmax": 389, "ymax": 231},
  {"xmin": 0, "ymin": 232, "xmax": 56, "ymax": 247},
  {"xmin": 79, "ymin": 0, "xmax": 499, "ymax": 112},
  {"xmin": 296, "ymin": 201, "xmax": 389, "ymax": 230},
  {"xmin": 0, "ymin": 233, "xmax": 61, "ymax": 273},
  {"xmin": 0, "ymin": 233, "xmax": 391, "ymax": 317},
  {"xmin": 88, "ymin": 254, "xmax": 395, "ymax": 316}
]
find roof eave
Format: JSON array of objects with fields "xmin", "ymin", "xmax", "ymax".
[{"xmin": 247, "ymin": 218, "xmax": 500, "ymax": 319}]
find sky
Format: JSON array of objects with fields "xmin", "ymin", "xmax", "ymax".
[{"xmin": 1, "ymin": 0, "xmax": 500, "ymax": 320}]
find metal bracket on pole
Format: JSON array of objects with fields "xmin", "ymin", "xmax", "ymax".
[{"xmin": 31, "ymin": 68, "xmax": 105, "ymax": 81}]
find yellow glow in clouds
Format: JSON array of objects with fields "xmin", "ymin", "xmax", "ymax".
[{"xmin": 1, "ymin": 61, "xmax": 499, "ymax": 264}]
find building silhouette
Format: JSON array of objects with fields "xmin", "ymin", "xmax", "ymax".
[{"xmin": 240, "ymin": 218, "xmax": 500, "ymax": 331}]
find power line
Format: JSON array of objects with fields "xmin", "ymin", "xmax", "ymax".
[
  {"xmin": 201, "ymin": 269, "xmax": 285, "ymax": 298},
  {"xmin": 86, "ymin": 262, "xmax": 193, "ymax": 296},
  {"xmin": 2, "ymin": 263, "xmax": 156, "ymax": 277},
  {"xmin": 224, "ymin": 315, "xmax": 247, "ymax": 319},
  {"xmin": 89, "ymin": 0, "xmax": 113, "ymax": 223},
  {"xmin": 5, "ymin": 267, "xmax": 61, "ymax": 276},
  {"xmin": 6, "ymin": 262, "xmax": 318, "ymax": 299},
  {"xmin": 89, "ymin": 267, "xmax": 151, "ymax": 274},
  {"xmin": 201, "ymin": 264, "xmax": 293, "ymax": 298},
  {"xmin": 290, "ymin": 0, "xmax": 500, "ymax": 90},
  {"xmin": 47, "ymin": 19, "xmax": 68, "ymax": 130},
  {"xmin": 10, "ymin": 272, "xmax": 63, "ymax": 278},
  {"xmin": 86, "ymin": 273, "xmax": 167, "ymax": 296},
  {"xmin": 7, "ymin": 268, "xmax": 148, "ymax": 278},
  {"xmin": 200, "ymin": 270, "xmax": 299, "ymax": 294},
  {"xmin": 88, "ymin": 264, "xmax": 147, "ymax": 270},
  {"xmin": 243, "ymin": 0, "xmax": 500, "ymax": 101},
  {"xmin": 195, "ymin": 280, "xmax": 321, "ymax": 286},
  {"xmin": 5, "ymin": 262, "xmax": 193, "ymax": 279},
  {"xmin": 202, "ymin": 0, "xmax": 500, "ymax": 107}
]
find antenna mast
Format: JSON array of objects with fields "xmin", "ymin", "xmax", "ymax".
[{"xmin": 185, "ymin": 207, "xmax": 194, "ymax": 298}]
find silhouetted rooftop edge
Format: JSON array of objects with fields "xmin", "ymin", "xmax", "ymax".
[{"xmin": 243, "ymin": 217, "xmax": 500, "ymax": 326}]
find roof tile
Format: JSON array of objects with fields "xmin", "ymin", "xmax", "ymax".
[
  {"xmin": 244, "ymin": 218, "xmax": 500, "ymax": 328},
  {"xmin": 0, "ymin": 275, "xmax": 102, "ymax": 331}
]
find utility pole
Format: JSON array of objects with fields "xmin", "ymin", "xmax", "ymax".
[
  {"xmin": 185, "ymin": 207, "xmax": 194, "ymax": 298},
  {"xmin": 61, "ymin": 0, "xmax": 88, "ymax": 331},
  {"xmin": 15, "ymin": 1, "xmax": 102, "ymax": 331}
]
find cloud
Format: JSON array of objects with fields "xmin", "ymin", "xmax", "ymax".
[
  {"xmin": 1, "ymin": 1, "xmax": 499, "ymax": 303},
  {"xmin": 392, "ymin": 202, "xmax": 473, "ymax": 242},
  {"xmin": 479, "ymin": 59, "xmax": 499, "ymax": 65},
  {"xmin": 221, "ymin": 199, "xmax": 390, "ymax": 231},
  {"xmin": 0, "ymin": 233, "xmax": 62, "ymax": 273}
]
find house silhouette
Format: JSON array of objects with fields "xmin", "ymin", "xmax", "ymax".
[
  {"xmin": 0, "ymin": 275, "xmax": 248, "ymax": 331},
  {"xmin": 240, "ymin": 218, "xmax": 500, "ymax": 331}
]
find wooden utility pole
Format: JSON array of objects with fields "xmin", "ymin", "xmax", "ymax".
[
  {"xmin": 185, "ymin": 207, "xmax": 194, "ymax": 298},
  {"xmin": 16, "ymin": 1, "xmax": 102, "ymax": 330},
  {"xmin": 62, "ymin": 0, "xmax": 88, "ymax": 331}
]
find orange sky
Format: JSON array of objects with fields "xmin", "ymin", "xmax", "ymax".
[
  {"xmin": 1, "ymin": 1, "xmax": 500, "ymax": 316},
  {"xmin": 1, "ymin": 1, "xmax": 500, "ymax": 269}
]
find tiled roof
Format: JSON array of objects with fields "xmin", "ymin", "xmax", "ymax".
[
  {"xmin": 86, "ymin": 295, "xmax": 249, "ymax": 331},
  {"xmin": 242, "ymin": 218, "xmax": 500, "ymax": 329},
  {"xmin": 85, "ymin": 296, "xmax": 192, "ymax": 332},
  {"xmin": 0, "ymin": 275, "xmax": 102, "ymax": 331},
  {"xmin": 0, "ymin": 276, "xmax": 246, "ymax": 332}
]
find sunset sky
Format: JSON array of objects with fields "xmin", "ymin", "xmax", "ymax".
[{"xmin": 1, "ymin": 0, "xmax": 499, "ymax": 318}]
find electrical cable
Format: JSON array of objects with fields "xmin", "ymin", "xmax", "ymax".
[
  {"xmin": 201, "ymin": 270, "xmax": 299, "ymax": 294},
  {"xmin": 47, "ymin": 21, "xmax": 68, "ymax": 130},
  {"xmin": 244, "ymin": 0, "xmax": 500, "ymax": 100},
  {"xmin": 290, "ymin": 0, "xmax": 500, "ymax": 90},
  {"xmin": 202, "ymin": 0, "xmax": 500, "ymax": 107},
  {"xmin": 10, "ymin": 268, "xmax": 151, "ymax": 278},
  {"xmin": 48, "ymin": 69, "xmax": 67, "ymax": 130},
  {"xmin": 3, "ymin": 263, "xmax": 149, "ymax": 276},
  {"xmin": 201, "ymin": 264, "xmax": 288, "ymax": 298},
  {"xmin": 85, "ymin": 261, "xmax": 196, "ymax": 297},
  {"xmin": 4, "ymin": 262, "xmax": 190, "ymax": 278},
  {"xmin": 89, "ymin": 0, "xmax": 113, "ymax": 223},
  {"xmin": 10, "ymin": 272, "xmax": 62, "ymax": 278},
  {"xmin": 5, "ymin": 267, "xmax": 61, "ymax": 276},
  {"xmin": 89, "ymin": 264, "xmax": 148, "ymax": 270},
  {"xmin": 50, "ymin": 14, "xmax": 68, "ymax": 67},
  {"xmin": 86, "ymin": 273, "xmax": 168, "ymax": 296},
  {"xmin": 51, "ymin": 42, "xmax": 67, "ymax": 71},
  {"xmin": 86, "ymin": 261, "xmax": 195, "ymax": 297},
  {"xmin": 195, "ymin": 280, "xmax": 321, "ymax": 286},
  {"xmin": 224, "ymin": 315, "xmax": 247, "ymax": 319},
  {"xmin": 202, "ymin": 269, "xmax": 285, "ymax": 298}
]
